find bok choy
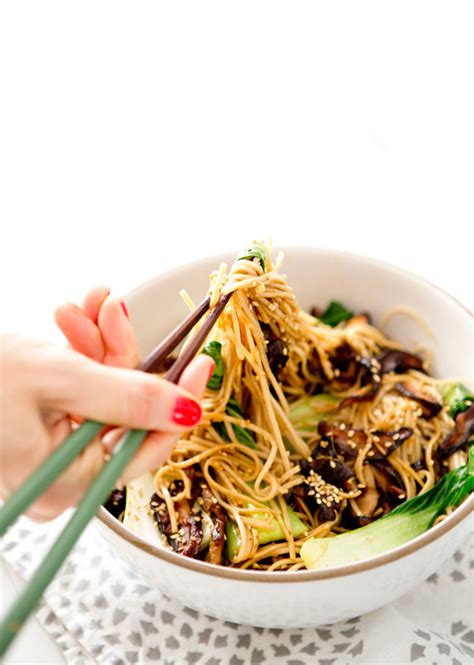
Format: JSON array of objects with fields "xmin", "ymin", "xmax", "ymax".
[
  {"xmin": 301, "ymin": 445, "xmax": 474, "ymax": 570},
  {"xmin": 443, "ymin": 383, "xmax": 474, "ymax": 420}
]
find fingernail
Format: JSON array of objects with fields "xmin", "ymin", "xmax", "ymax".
[
  {"xmin": 207, "ymin": 360, "xmax": 216, "ymax": 382},
  {"xmin": 120, "ymin": 301, "xmax": 129, "ymax": 318},
  {"xmin": 172, "ymin": 396, "xmax": 202, "ymax": 427}
]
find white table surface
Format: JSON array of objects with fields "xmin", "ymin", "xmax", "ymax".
[{"xmin": 0, "ymin": 2, "xmax": 472, "ymax": 662}]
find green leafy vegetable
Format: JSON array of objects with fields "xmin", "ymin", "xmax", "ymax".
[
  {"xmin": 289, "ymin": 394, "xmax": 340, "ymax": 431},
  {"xmin": 237, "ymin": 242, "xmax": 267, "ymax": 271},
  {"xmin": 202, "ymin": 340, "xmax": 224, "ymax": 390},
  {"xmin": 443, "ymin": 383, "xmax": 474, "ymax": 420},
  {"xmin": 226, "ymin": 501, "xmax": 308, "ymax": 560},
  {"xmin": 319, "ymin": 300, "xmax": 354, "ymax": 327},
  {"xmin": 301, "ymin": 445, "xmax": 474, "ymax": 570},
  {"xmin": 202, "ymin": 340, "xmax": 255, "ymax": 447},
  {"xmin": 214, "ymin": 397, "xmax": 256, "ymax": 448}
]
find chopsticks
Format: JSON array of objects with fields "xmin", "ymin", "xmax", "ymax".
[
  {"xmin": 0, "ymin": 296, "xmax": 212, "ymax": 537},
  {"xmin": 0, "ymin": 292, "xmax": 231, "ymax": 656}
]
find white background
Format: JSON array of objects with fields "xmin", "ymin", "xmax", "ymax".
[
  {"xmin": 0, "ymin": 3, "xmax": 473, "ymax": 661},
  {"xmin": 1, "ymin": 2, "xmax": 473, "ymax": 343}
]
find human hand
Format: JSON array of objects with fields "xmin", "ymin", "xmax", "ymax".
[{"xmin": 0, "ymin": 288, "xmax": 213, "ymax": 520}]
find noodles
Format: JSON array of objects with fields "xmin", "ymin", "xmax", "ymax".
[{"xmin": 128, "ymin": 243, "xmax": 470, "ymax": 571}]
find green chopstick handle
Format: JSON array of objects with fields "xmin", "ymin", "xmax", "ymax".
[
  {"xmin": 0, "ymin": 420, "xmax": 104, "ymax": 537},
  {"xmin": 0, "ymin": 428, "xmax": 147, "ymax": 657}
]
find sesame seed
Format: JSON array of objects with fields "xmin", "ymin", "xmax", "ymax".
[
  {"xmin": 329, "ymin": 461, "xmax": 336, "ymax": 468},
  {"xmin": 399, "ymin": 494, "xmax": 406, "ymax": 499},
  {"xmin": 348, "ymin": 430, "xmax": 354, "ymax": 438},
  {"xmin": 393, "ymin": 433, "xmax": 400, "ymax": 441},
  {"xmin": 368, "ymin": 451, "xmax": 375, "ymax": 457},
  {"xmin": 339, "ymin": 423, "xmax": 346, "ymax": 431}
]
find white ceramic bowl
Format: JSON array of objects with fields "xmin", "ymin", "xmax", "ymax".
[{"xmin": 97, "ymin": 248, "xmax": 473, "ymax": 628}]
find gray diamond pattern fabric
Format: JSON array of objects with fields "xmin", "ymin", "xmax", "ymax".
[{"xmin": 1, "ymin": 515, "xmax": 473, "ymax": 665}]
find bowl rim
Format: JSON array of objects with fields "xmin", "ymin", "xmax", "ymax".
[{"xmin": 98, "ymin": 246, "xmax": 474, "ymax": 583}]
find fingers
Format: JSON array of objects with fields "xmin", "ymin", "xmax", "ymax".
[
  {"xmin": 82, "ymin": 286, "xmax": 110, "ymax": 324},
  {"xmin": 55, "ymin": 288, "xmax": 141, "ymax": 370},
  {"xmin": 28, "ymin": 353, "xmax": 214, "ymax": 520},
  {"xmin": 24, "ymin": 441, "xmax": 105, "ymax": 521},
  {"xmin": 97, "ymin": 298, "xmax": 141, "ymax": 368},
  {"xmin": 46, "ymin": 347, "xmax": 213, "ymax": 433},
  {"xmin": 120, "ymin": 431, "xmax": 178, "ymax": 484},
  {"xmin": 102, "ymin": 354, "xmax": 215, "ymax": 483},
  {"xmin": 55, "ymin": 302, "xmax": 105, "ymax": 362},
  {"xmin": 177, "ymin": 353, "xmax": 216, "ymax": 398}
]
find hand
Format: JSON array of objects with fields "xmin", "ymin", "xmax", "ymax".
[{"xmin": 0, "ymin": 287, "xmax": 213, "ymax": 521}]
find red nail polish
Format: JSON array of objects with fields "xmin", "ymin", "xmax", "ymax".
[
  {"xmin": 172, "ymin": 396, "xmax": 202, "ymax": 427},
  {"xmin": 121, "ymin": 301, "xmax": 129, "ymax": 318}
]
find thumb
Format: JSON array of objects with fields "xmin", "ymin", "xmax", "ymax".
[{"xmin": 42, "ymin": 346, "xmax": 209, "ymax": 432}]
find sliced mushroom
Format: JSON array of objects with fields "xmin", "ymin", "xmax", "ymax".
[
  {"xmin": 318, "ymin": 421, "xmax": 367, "ymax": 458},
  {"xmin": 318, "ymin": 502, "xmax": 338, "ymax": 522},
  {"xmin": 150, "ymin": 492, "xmax": 203, "ymax": 558},
  {"xmin": 378, "ymin": 349, "xmax": 425, "ymax": 375},
  {"xmin": 437, "ymin": 404, "xmax": 474, "ymax": 459},
  {"xmin": 302, "ymin": 455, "xmax": 357, "ymax": 493},
  {"xmin": 371, "ymin": 456, "xmax": 404, "ymax": 485},
  {"xmin": 340, "ymin": 383, "xmax": 379, "ymax": 408},
  {"xmin": 104, "ymin": 488, "xmax": 126, "ymax": 520},
  {"xmin": 330, "ymin": 344, "xmax": 360, "ymax": 387},
  {"xmin": 150, "ymin": 492, "xmax": 173, "ymax": 538},
  {"xmin": 261, "ymin": 323, "xmax": 289, "ymax": 377},
  {"xmin": 354, "ymin": 465, "xmax": 379, "ymax": 518},
  {"xmin": 371, "ymin": 462, "xmax": 405, "ymax": 500},
  {"xmin": 395, "ymin": 382, "xmax": 442, "ymax": 419},
  {"xmin": 337, "ymin": 351, "xmax": 382, "ymax": 407},
  {"xmin": 295, "ymin": 471, "xmax": 342, "ymax": 522},
  {"xmin": 174, "ymin": 499, "xmax": 204, "ymax": 558},
  {"xmin": 199, "ymin": 484, "xmax": 226, "ymax": 565},
  {"xmin": 370, "ymin": 426, "xmax": 414, "ymax": 459}
]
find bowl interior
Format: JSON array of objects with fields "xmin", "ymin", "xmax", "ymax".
[
  {"xmin": 102, "ymin": 247, "xmax": 473, "ymax": 577},
  {"xmin": 127, "ymin": 247, "xmax": 472, "ymax": 379}
]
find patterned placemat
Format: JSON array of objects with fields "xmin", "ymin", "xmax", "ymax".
[{"xmin": 1, "ymin": 514, "xmax": 473, "ymax": 665}]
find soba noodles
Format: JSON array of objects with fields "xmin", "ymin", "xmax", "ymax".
[{"xmin": 108, "ymin": 243, "xmax": 472, "ymax": 571}]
